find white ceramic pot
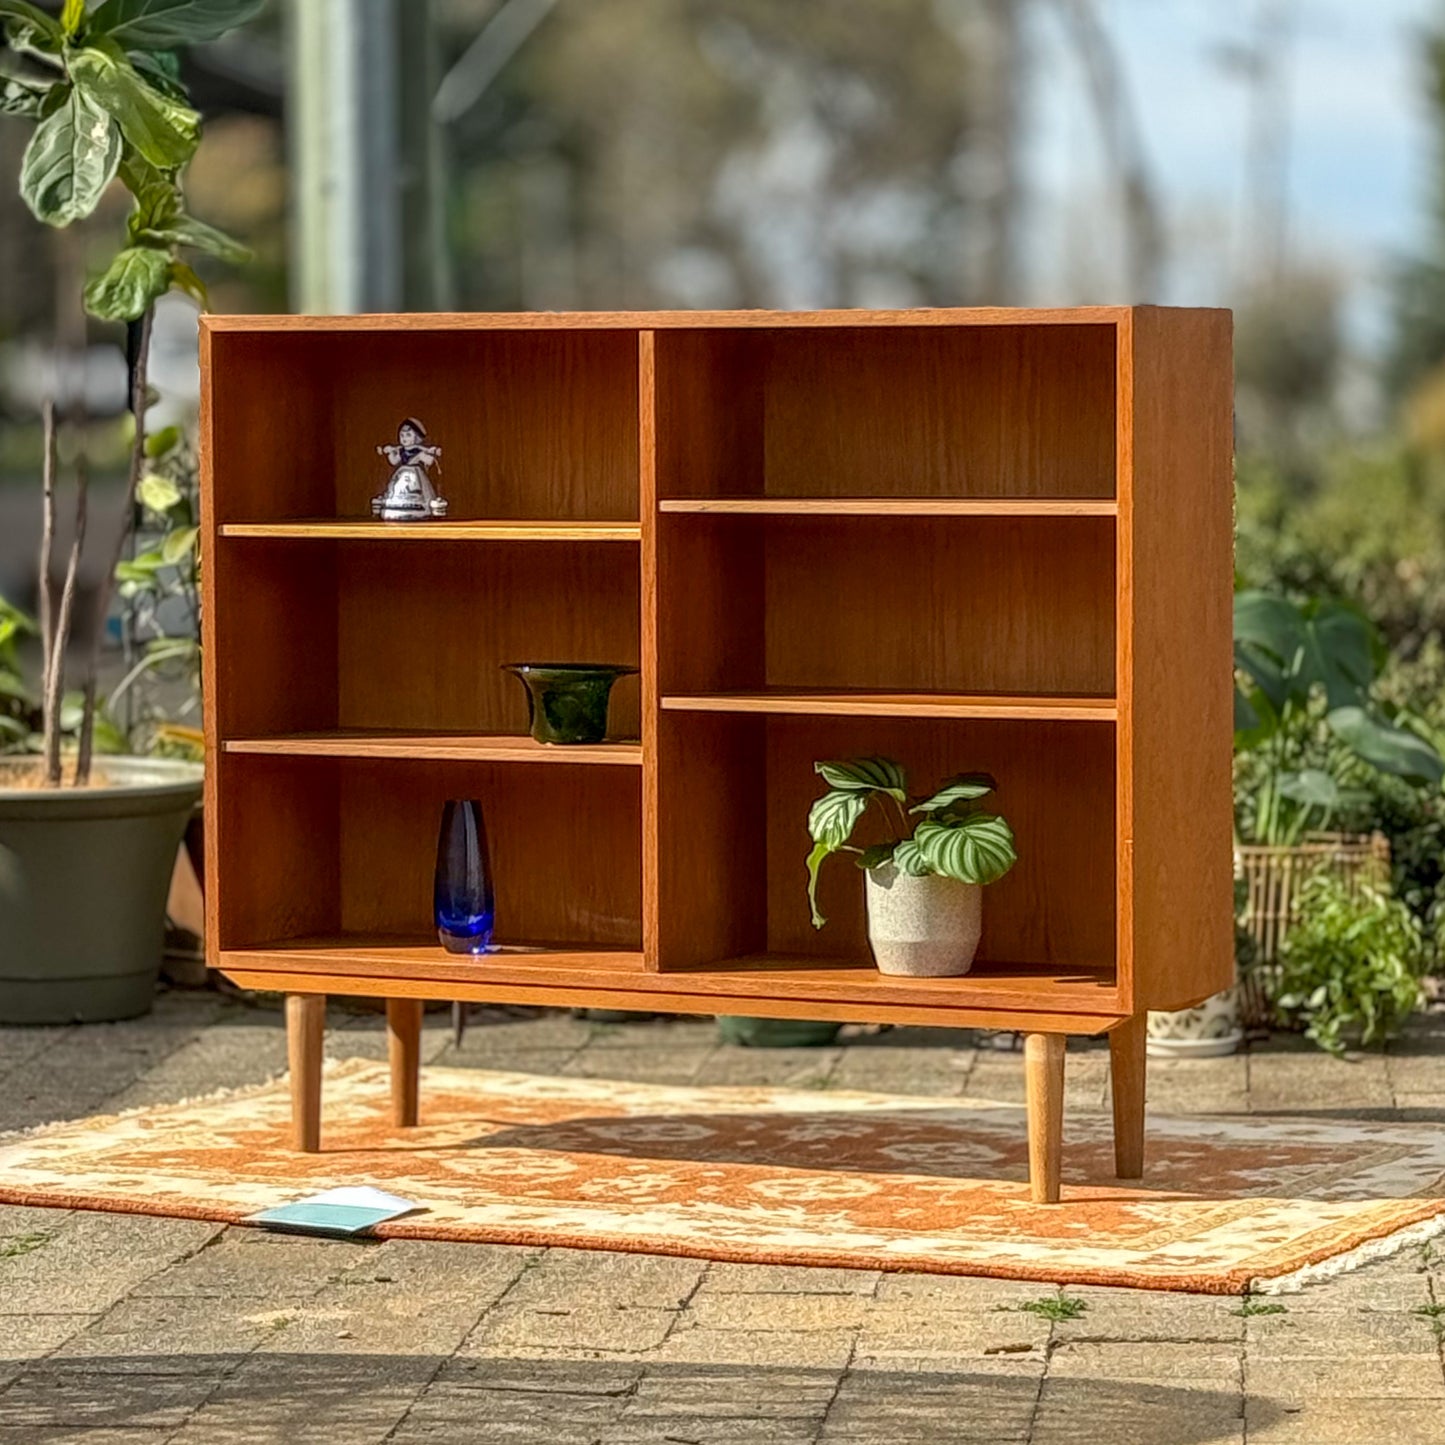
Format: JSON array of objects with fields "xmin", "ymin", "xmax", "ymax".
[
  {"xmin": 864, "ymin": 865, "xmax": 982, "ymax": 977},
  {"xmin": 1146, "ymin": 986, "xmax": 1243, "ymax": 1058}
]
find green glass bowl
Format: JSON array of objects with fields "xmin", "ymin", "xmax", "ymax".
[{"xmin": 502, "ymin": 663, "xmax": 637, "ymax": 745}]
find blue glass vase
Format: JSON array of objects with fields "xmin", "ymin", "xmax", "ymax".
[{"xmin": 434, "ymin": 799, "xmax": 495, "ymax": 954}]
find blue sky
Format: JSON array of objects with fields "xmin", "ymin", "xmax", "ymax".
[{"xmin": 1031, "ymin": 0, "xmax": 1439, "ymax": 351}]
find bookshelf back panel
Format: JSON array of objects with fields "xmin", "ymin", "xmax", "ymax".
[
  {"xmin": 656, "ymin": 516, "xmax": 1115, "ymax": 697},
  {"xmin": 209, "ymin": 329, "xmax": 640, "ymax": 523},
  {"xmin": 654, "ymin": 325, "xmax": 1117, "ymax": 500},
  {"xmin": 336, "ymin": 541, "xmax": 641, "ymax": 736},
  {"xmin": 218, "ymin": 756, "xmax": 643, "ymax": 950}
]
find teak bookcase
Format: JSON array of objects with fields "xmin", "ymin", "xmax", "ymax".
[{"xmin": 200, "ymin": 306, "xmax": 1234, "ymax": 1204}]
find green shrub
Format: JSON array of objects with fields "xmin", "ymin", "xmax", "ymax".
[{"xmin": 1274, "ymin": 874, "xmax": 1428, "ymax": 1054}]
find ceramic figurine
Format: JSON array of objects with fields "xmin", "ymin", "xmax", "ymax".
[{"xmin": 372, "ymin": 417, "xmax": 446, "ymax": 520}]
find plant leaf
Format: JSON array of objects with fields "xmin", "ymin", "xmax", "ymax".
[
  {"xmin": 87, "ymin": 0, "xmax": 263, "ymax": 48},
  {"xmin": 69, "ymin": 41, "xmax": 198, "ymax": 170},
  {"xmin": 806, "ymin": 840, "xmax": 832, "ymax": 930},
  {"xmin": 890, "ymin": 836, "xmax": 930, "ymax": 876},
  {"xmin": 19, "ymin": 84, "xmax": 121, "ymax": 225},
  {"xmin": 856, "ymin": 841, "xmax": 897, "ymax": 870},
  {"xmin": 134, "ymin": 207, "xmax": 249, "ymax": 262},
  {"xmin": 160, "ymin": 524, "xmax": 197, "ymax": 564},
  {"xmin": 61, "ymin": 0, "xmax": 87, "ymax": 35},
  {"xmin": 1327, "ymin": 705, "xmax": 1445, "ymax": 788},
  {"xmin": 1276, "ymin": 768, "xmax": 1342, "ymax": 809},
  {"xmin": 807, "ymin": 788, "xmax": 867, "ymax": 849},
  {"xmin": 137, "ymin": 470, "xmax": 181, "ymax": 510},
  {"xmin": 913, "ymin": 814, "xmax": 1018, "ymax": 885},
  {"xmin": 84, "ymin": 243, "xmax": 170, "ymax": 320},
  {"xmin": 0, "ymin": 0, "xmax": 62, "ymax": 41},
  {"xmin": 128, "ymin": 47, "xmax": 187, "ymax": 99},
  {"xmin": 0, "ymin": 75, "xmax": 54, "ymax": 116},
  {"xmin": 142, "ymin": 424, "xmax": 181, "ymax": 458},
  {"xmin": 814, "ymin": 756, "xmax": 907, "ymax": 802},
  {"xmin": 910, "ymin": 771, "xmax": 998, "ymax": 814},
  {"xmin": 168, "ymin": 258, "xmax": 207, "ymax": 306}
]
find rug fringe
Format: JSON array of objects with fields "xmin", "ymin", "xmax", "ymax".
[{"xmin": 1250, "ymin": 1210, "xmax": 1445, "ymax": 1294}]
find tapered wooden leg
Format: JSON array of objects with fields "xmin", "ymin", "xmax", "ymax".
[
  {"xmin": 1109, "ymin": 1013, "xmax": 1147, "ymax": 1180},
  {"xmin": 286, "ymin": 994, "xmax": 326, "ymax": 1153},
  {"xmin": 1024, "ymin": 1032, "xmax": 1066, "ymax": 1203},
  {"xmin": 387, "ymin": 998, "xmax": 425, "ymax": 1127}
]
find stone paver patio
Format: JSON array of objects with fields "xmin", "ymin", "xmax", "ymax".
[{"xmin": 2, "ymin": 993, "xmax": 1445, "ymax": 1444}]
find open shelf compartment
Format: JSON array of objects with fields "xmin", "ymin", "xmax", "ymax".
[
  {"xmin": 648, "ymin": 712, "xmax": 1121, "ymax": 1016},
  {"xmin": 207, "ymin": 326, "xmax": 640, "ymax": 524},
  {"xmin": 655, "ymin": 513, "xmax": 1116, "ymax": 701},
  {"xmin": 212, "ymin": 754, "xmax": 643, "ymax": 958},
  {"xmin": 653, "ymin": 323, "xmax": 1117, "ymax": 503},
  {"xmin": 212, "ymin": 537, "xmax": 641, "ymax": 744}
]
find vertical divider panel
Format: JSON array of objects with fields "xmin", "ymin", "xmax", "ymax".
[{"xmin": 640, "ymin": 330, "xmax": 662, "ymax": 969}]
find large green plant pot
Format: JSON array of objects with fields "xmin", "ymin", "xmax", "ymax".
[{"xmin": 0, "ymin": 758, "xmax": 204, "ymax": 1024}]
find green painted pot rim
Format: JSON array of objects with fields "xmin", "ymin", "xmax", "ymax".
[{"xmin": 0, "ymin": 757, "xmax": 203, "ymax": 820}]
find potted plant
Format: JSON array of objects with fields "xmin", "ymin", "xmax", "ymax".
[
  {"xmin": 1149, "ymin": 589, "xmax": 1445, "ymax": 1055},
  {"xmin": 805, "ymin": 757, "xmax": 1018, "ymax": 976},
  {"xmin": 0, "ymin": 0, "xmax": 257, "ymax": 1023}
]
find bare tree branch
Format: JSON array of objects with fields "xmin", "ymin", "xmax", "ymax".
[
  {"xmin": 76, "ymin": 308, "xmax": 152, "ymax": 786},
  {"xmin": 45, "ymin": 417, "xmax": 87, "ymax": 787}
]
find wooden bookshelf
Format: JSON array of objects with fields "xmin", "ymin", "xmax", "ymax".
[{"xmin": 201, "ymin": 306, "xmax": 1234, "ymax": 1203}]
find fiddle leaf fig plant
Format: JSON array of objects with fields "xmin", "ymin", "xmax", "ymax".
[
  {"xmin": 806, "ymin": 757, "xmax": 1018, "ymax": 928},
  {"xmin": 0, "ymin": 0, "xmax": 257, "ymax": 784}
]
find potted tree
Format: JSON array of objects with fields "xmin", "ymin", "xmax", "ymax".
[
  {"xmin": 0, "ymin": 0, "xmax": 257, "ymax": 1022},
  {"xmin": 806, "ymin": 757, "xmax": 1018, "ymax": 976}
]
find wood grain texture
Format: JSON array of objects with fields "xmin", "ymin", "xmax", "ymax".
[
  {"xmin": 1109, "ymin": 1013, "xmax": 1146, "ymax": 1179},
  {"xmin": 660, "ymin": 691, "xmax": 1117, "ymax": 721},
  {"xmin": 225, "ymin": 968, "xmax": 1121, "ymax": 1034},
  {"xmin": 763, "ymin": 517, "xmax": 1116, "ymax": 696},
  {"xmin": 762, "ymin": 326, "xmax": 1117, "ymax": 499},
  {"xmin": 204, "ymin": 307, "xmax": 1138, "ymax": 334},
  {"xmin": 218, "ymin": 937, "xmax": 1117, "ymax": 1012},
  {"xmin": 386, "ymin": 997, "xmax": 424, "ymax": 1128},
  {"xmin": 286, "ymin": 994, "xmax": 326, "ymax": 1152},
  {"xmin": 220, "ymin": 521, "xmax": 641, "ymax": 541},
  {"xmin": 222, "ymin": 733, "xmax": 642, "ymax": 765},
  {"xmin": 659, "ymin": 498, "xmax": 1118, "ymax": 516},
  {"xmin": 1025, "ymin": 1032, "xmax": 1066, "ymax": 1203},
  {"xmin": 1118, "ymin": 307, "xmax": 1235, "ymax": 1013}
]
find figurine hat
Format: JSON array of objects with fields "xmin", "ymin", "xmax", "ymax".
[{"xmin": 399, "ymin": 417, "xmax": 427, "ymax": 437}]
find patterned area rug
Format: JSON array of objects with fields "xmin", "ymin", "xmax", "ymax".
[{"xmin": 3, "ymin": 1059, "xmax": 1443, "ymax": 1294}]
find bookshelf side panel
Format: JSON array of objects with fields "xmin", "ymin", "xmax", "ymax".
[{"xmin": 1122, "ymin": 307, "xmax": 1235, "ymax": 1012}]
